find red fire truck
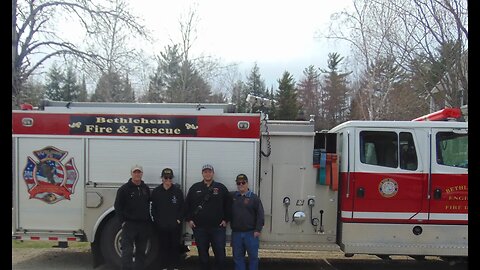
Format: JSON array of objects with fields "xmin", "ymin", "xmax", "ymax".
[{"xmin": 12, "ymin": 100, "xmax": 468, "ymax": 268}]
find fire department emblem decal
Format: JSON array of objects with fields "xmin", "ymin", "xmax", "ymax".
[
  {"xmin": 379, "ymin": 178, "xmax": 398, "ymax": 198},
  {"xmin": 23, "ymin": 146, "xmax": 79, "ymax": 204}
]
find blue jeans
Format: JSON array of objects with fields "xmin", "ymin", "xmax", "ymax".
[
  {"xmin": 232, "ymin": 231, "xmax": 259, "ymax": 270},
  {"xmin": 193, "ymin": 227, "xmax": 226, "ymax": 270}
]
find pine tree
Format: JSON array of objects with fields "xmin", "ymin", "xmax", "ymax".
[
  {"xmin": 122, "ymin": 74, "xmax": 135, "ymax": 102},
  {"xmin": 17, "ymin": 78, "xmax": 45, "ymax": 108},
  {"xmin": 144, "ymin": 67, "xmax": 165, "ymax": 103},
  {"xmin": 297, "ymin": 65, "xmax": 321, "ymax": 128},
  {"xmin": 275, "ymin": 71, "xmax": 298, "ymax": 120},
  {"xmin": 231, "ymin": 80, "xmax": 247, "ymax": 112},
  {"xmin": 159, "ymin": 45, "xmax": 183, "ymax": 102},
  {"xmin": 183, "ymin": 64, "xmax": 212, "ymax": 103},
  {"xmin": 78, "ymin": 76, "xmax": 89, "ymax": 102},
  {"xmin": 245, "ymin": 63, "xmax": 267, "ymax": 113},
  {"xmin": 268, "ymin": 87, "xmax": 277, "ymax": 119},
  {"xmin": 44, "ymin": 64, "xmax": 64, "ymax": 101},
  {"xmin": 61, "ymin": 65, "xmax": 81, "ymax": 102},
  {"xmin": 246, "ymin": 63, "xmax": 267, "ymax": 97},
  {"xmin": 321, "ymin": 53, "xmax": 350, "ymax": 128},
  {"xmin": 91, "ymin": 72, "xmax": 122, "ymax": 102}
]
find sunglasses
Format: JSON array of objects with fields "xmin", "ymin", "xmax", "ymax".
[
  {"xmin": 236, "ymin": 181, "xmax": 247, "ymax": 186},
  {"xmin": 163, "ymin": 177, "xmax": 173, "ymax": 180}
]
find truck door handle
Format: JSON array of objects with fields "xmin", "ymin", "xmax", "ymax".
[
  {"xmin": 433, "ymin": 188, "xmax": 442, "ymax": 199},
  {"xmin": 356, "ymin": 187, "xmax": 365, "ymax": 198}
]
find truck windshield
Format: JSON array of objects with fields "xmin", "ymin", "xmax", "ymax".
[{"xmin": 436, "ymin": 132, "xmax": 468, "ymax": 168}]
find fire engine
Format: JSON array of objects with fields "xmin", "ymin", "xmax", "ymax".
[{"xmin": 12, "ymin": 100, "xmax": 468, "ymax": 268}]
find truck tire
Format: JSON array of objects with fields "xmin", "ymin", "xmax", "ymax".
[{"xmin": 100, "ymin": 217, "xmax": 159, "ymax": 269}]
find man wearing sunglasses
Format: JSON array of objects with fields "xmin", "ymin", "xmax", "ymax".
[
  {"xmin": 151, "ymin": 168, "xmax": 184, "ymax": 270},
  {"xmin": 230, "ymin": 174, "xmax": 264, "ymax": 270}
]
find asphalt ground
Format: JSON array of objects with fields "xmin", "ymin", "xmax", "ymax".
[{"xmin": 12, "ymin": 246, "xmax": 469, "ymax": 270}]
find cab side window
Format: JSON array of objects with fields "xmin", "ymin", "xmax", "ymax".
[
  {"xmin": 399, "ymin": 132, "xmax": 417, "ymax": 171},
  {"xmin": 360, "ymin": 131, "xmax": 397, "ymax": 168},
  {"xmin": 360, "ymin": 131, "xmax": 418, "ymax": 170}
]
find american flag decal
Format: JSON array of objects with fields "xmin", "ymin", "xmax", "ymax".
[{"xmin": 23, "ymin": 146, "xmax": 79, "ymax": 204}]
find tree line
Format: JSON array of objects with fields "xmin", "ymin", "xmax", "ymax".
[{"xmin": 13, "ymin": 0, "xmax": 467, "ymax": 131}]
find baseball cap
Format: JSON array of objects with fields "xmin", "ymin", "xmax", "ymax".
[
  {"xmin": 161, "ymin": 168, "xmax": 174, "ymax": 178},
  {"xmin": 202, "ymin": 164, "xmax": 214, "ymax": 172},
  {"xmin": 131, "ymin": 164, "xmax": 143, "ymax": 173},
  {"xmin": 235, "ymin": 174, "xmax": 248, "ymax": 182}
]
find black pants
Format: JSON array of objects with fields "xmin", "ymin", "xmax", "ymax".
[
  {"xmin": 193, "ymin": 227, "xmax": 226, "ymax": 270},
  {"xmin": 121, "ymin": 221, "xmax": 151, "ymax": 270},
  {"xmin": 157, "ymin": 225, "xmax": 182, "ymax": 269}
]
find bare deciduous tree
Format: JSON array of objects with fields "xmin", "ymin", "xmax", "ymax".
[
  {"xmin": 323, "ymin": 0, "xmax": 399, "ymax": 119},
  {"xmin": 12, "ymin": 0, "xmax": 149, "ymax": 106},
  {"xmin": 179, "ymin": 7, "xmax": 239, "ymax": 99},
  {"xmin": 322, "ymin": 0, "xmax": 467, "ymax": 119}
]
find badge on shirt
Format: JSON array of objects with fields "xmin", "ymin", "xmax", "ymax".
[{"xmin": 172, "ymin": 195, "xmax": 177, "ymax": 204}]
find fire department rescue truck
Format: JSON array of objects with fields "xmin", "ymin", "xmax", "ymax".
[{"xmin": 12, "ymin": 100, "xmax": 468, "ymax": 268}]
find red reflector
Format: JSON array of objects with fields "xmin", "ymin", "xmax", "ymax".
[
  {"xmin": 48, "ymin": 237, "xmax": 58, "ymax": 241},
  {"xmin": 31, "ymin": 237, "xmax": 40, "ymax": 240},
  {"xmin": 67, "ymin": 237, "xmax": 77, "ymax": 241}
]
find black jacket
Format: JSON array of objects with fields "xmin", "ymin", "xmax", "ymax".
[
  {"xmin": 151, "ymin": 183, "xmax": 184, "ymax": 229},
  {"xmin": 185, "ymin": 180, "xmax": 230, "ymax": 228},
  {"xmin": 114, "ymin": 178, "xmax": 151, "ymax": 223}
]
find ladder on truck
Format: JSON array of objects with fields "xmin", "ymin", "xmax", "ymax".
[{"xmin": 20, "ymin": 99, "xmax": 237, "ymax": 114}]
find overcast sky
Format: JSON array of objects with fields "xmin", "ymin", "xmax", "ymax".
[{"xmin": 129, "ymin": 0, "xmax": 353, "ymax": 88}]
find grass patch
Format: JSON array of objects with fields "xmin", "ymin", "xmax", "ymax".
[{"xmin": 12, "ymin": 240, "xmax": 90, "ymax": 249}]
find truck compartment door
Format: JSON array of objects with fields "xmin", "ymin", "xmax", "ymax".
[
  {"xmin": 88, "ymin": 139, "xmax": 182, "ymax": 186},
  {"xmin": 184, "ymin": 140, "xmax": 258, "ymax": 194},
  {"xmin": 15, "ymin": 138, "xmax": 84, "ymax": 231}
]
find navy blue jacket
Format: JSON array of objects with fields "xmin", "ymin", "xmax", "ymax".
[
  {"xmin": 151, "ymin": 183, "xmax": 184, "ymax": 229},
  {"xmin": 230, "ymin": 190, "xmax": 264, "ymax": 232}
]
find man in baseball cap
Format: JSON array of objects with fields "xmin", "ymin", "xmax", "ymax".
[
  {"xmin": 151, "ymin": 167, "xmax": 184, "ymax": 270},
  {"xmin": 185, "ymin": 163, "xmax": 230, "ymax": 270},
  {"xmin": 130, "ymin": 164, "xmax": 143, "ymax": 173},
  {"xmin": 202, "ymin": 164, "xmax": 214, "ymax": 172},
  {"xmin": 235, "ymin": 173, "xmax": 248, "ymax": 182},
  {"xmin": 114, "ymin": 164, "xmax": 151, "ymax": 269},
  {"xmin": 231, "ymin": 173, "xmax": 264, "ymax": 270},
  {"xmin": 161, "ymin": 168, "xmax": 174, "ymax": 178}
]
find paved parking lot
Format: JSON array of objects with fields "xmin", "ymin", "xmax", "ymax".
[{"xmin": 12, "ymin": 247, "xmax": 468, "ymax": 270}]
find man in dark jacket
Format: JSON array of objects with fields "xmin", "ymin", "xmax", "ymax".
[
  {"xmin": 151, "ymin": 168, "xmax": 184, "ymax": 270},
  {"xmin": 185, "ymin": 164, "xmax": 230, "ymax": 270},
  {"xmin": 230, "ymin": 174, "xmax": 264, "ymax": 270},
  {"xmin": 114, "ymin": 165, "xmax": 152, "ymax": 270}
]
